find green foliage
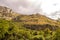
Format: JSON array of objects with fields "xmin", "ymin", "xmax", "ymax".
[
  {"xmin": 0, "ymin": 19, "xmax": 60, "ymax": 40},
  {"xmin": 53, "ymin": 28, "xmax": 60, "ymax": 40},
  {"xmin": 0, "ymin": 19, "xmax": 9, "ymax": 39}
]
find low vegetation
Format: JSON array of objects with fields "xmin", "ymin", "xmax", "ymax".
[{"xmin": 0, "ymin": 19, "xmax": 60, "ymax": 40}]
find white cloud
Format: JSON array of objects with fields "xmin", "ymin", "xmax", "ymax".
[
  {"xmin": 41, "ymin": 0, "xmax": 60, "ymax": 14},
  {"xmin": 6, "ymin": 0, "xmax": 19, "ymax": 3},
  {"xmin": 17, "ymin": 6, "xmax": 36, "ymax": 14},
  {"xmin": 17, "ymin": 6, "xmax": 30, "ymax": 14},
  {"xmin": 0, "ymin": 0, "xmax": 60, "ymax": 20},
  {"xmin": 40, "ymin": 0, "xmax": 60, "ymax": 19}
]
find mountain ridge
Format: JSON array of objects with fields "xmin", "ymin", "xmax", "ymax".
[{"xmin": 0, "ymin": 6, "xmax": 60, "ymax": 30}]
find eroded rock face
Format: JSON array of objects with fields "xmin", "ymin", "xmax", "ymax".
[
  {"xmin": 0, "ymin": 6, "xmax": 12, "ymax": 19},
  {"xmin": 24, "ymin": 24, "xmax": 58, "ymax": 31},
  {"xmin": 0, "ymin": 6, "xmax": 19, "ymax": 20},
  {"xmin": 0, "ymin": 6, "xmax": 11, "ymax": 12}
]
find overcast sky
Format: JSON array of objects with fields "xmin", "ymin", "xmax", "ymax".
[{"xmin": 0, "ymin": 0, "xmax": 60, "ymax": 20}]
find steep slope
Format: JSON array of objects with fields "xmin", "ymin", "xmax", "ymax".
[
  {"xmin": 13, "ymin": 13, "xmax": 59, "ymax": 25},
  {"xmin": 0, "ymin": 6, "xmax": 60, "ymax": 30},
  {"xmin": 0, "ymin": 6, "xmax": 20, "ymax": 20},
  {"xmin": 13, "ymin": 14, "xmax": 60, "ymax": 30}
]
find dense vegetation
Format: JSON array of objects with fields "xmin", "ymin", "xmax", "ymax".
[
  {"xmin": 0, "ymin": 19, "xmax": 60, "ymax": 40},
  {"xmin": 0, "ymin": 6, "xmax": 60, "ymax": 40}
]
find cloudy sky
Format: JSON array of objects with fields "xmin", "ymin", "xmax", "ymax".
[{"xmin": 0, "ymin": 0, "xmax": 60, "ymax": 20}]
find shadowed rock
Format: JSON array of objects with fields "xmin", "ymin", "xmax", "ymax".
[{"xmin": 24, "ymin": 24, "xmax": 58, "ymax": 31}]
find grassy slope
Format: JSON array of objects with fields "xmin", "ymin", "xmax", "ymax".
[{"xmin": 0, "ymin": 6, "xmax": 60, "ymax": 30}]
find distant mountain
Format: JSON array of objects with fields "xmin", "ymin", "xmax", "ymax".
[{"xmin": 0, "ymin": 6, "xmax": 60, "ymax": 30}]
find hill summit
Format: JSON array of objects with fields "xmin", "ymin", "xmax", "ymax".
[{"xmin": 0, "ymin": 6, "xmax": 60, "ymax": 30}]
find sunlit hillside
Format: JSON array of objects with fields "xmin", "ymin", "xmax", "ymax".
[
  {"xmin": 0, "ymin": 6, "xmax": 60, "ymax": 40},
  {"xmin": 0, "ymin": 6, "xmax": 60, "ymax": 30}
]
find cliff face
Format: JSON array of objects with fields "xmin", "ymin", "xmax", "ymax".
[{"xmin": 0, "ymin": 6, "xmax": 19, "ymax": 20}]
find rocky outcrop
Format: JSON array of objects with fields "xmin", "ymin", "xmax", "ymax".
[
  {"xmin": 24, "ymin": 24, "xmax": 58, "ymax": 31},
  {"xmin": 0, "ymin": 6, "xmax": 19, "ymax": 20}
]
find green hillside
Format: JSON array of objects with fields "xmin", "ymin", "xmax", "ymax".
[{"xmin": 0, "ymin": 6, "xmax": 60, "ymax": 40}]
